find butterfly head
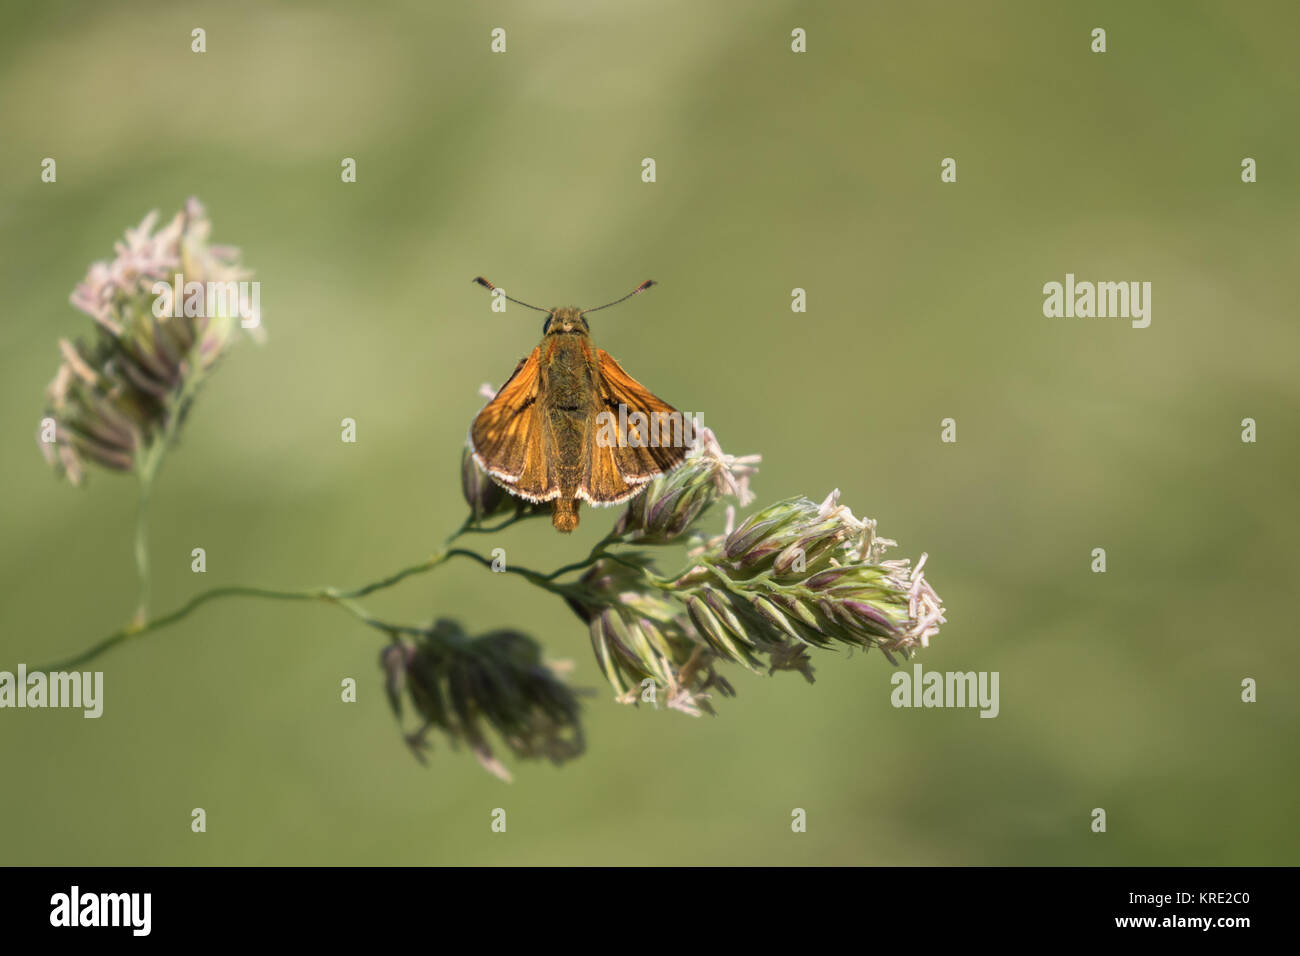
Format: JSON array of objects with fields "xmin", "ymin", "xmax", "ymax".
[{"xmin": 543, "ymin": 307, "xmax": 589, "ymax": 336}]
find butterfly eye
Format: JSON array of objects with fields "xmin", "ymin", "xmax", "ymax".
[{"xmin": 542, "ymin": 315, "xmax": 551, "ymax": 334}]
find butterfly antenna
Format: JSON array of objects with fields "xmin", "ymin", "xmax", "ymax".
[
  {"xmin": 472, "ymin": 276, "xmax": 551, "ymax": 314},
  {"xmin": 581, "ymin": 280, "xmax": 657, "ymax": 315}
]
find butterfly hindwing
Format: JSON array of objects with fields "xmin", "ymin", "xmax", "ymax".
[
  {"xmin": 469, "ymin": 348, "xmax": 559, "ymax": 502},
  {"xmin": 581, "ymin": 439, "xmax": 643, "ymax": 505}
]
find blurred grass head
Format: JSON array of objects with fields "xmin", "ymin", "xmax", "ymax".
[{"xmin": 38, "ymin": 197, "xmax": 261, "ymax": 485}]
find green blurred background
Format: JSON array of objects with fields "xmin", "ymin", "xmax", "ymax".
[{"xmin": 1, "ymin": 0, "xmax": 1296, "ymax": 865}]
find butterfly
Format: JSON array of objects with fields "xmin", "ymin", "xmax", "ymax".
[{"xmin": 468, "ymin": 277, "xmax": 691, "ymax": 533}]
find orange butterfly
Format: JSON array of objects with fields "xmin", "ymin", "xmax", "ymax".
[{"xmin": 468, "ymin": 277, "xmax": 690, "ymax": 533}]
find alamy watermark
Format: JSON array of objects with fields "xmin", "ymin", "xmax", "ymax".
[
  {"xmin": 50, "ymin": 886, "xmax": 150, "ymax": 936},
  {"xmin": 595, "ymin": 407, "xmax": 701, "ymax": 449},
  {"xmin": 0, "ymin": 665, "xmax": 103, "ymax": 718},
  {"xmin": 151, "ymin": 273, "xmax": 260, "ymax": 327},
  {"xmin": 1043, "ymin": 273, "xmax": 1151, "ymax": 328},
  {"xmin": 890, "ymin": 662, "xmax": 999, "ymax": 717}
]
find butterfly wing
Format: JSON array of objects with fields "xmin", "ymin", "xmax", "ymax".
[
  {"xmin": 580, "ymin": 441, "xmax": 644, "ymax": 506},
  {"xmin": 582, "ymin": 349, "xmax": 690, "ymax": 504},
  {"xmin": 469, "ymin": 349, "xmax": 559, "ymax": 502}
]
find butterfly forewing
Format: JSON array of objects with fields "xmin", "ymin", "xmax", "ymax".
[
  {"xmin": 584, "ymin": 349, "xmax": 689, "ymax": 501},
  {"xmin": 470, "ymin": 349, "xmax": 561, "ymax": 502}
]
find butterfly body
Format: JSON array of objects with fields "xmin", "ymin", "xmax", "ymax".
[
  {"xmin": 537, "ymin": 311, "xmax": 597, "ymax": 527},
  {"xmin": 468, "ymin": 284, "xmax": 689, "ymax": 533}
]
